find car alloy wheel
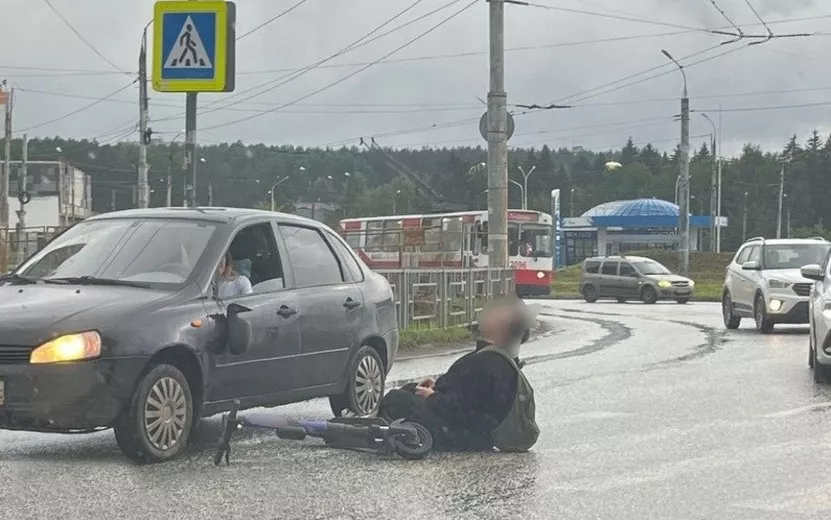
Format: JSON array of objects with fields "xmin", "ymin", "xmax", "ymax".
[
  {"xmin": 722, "ymin": 293, "xmax": 740, "ymax": 329},
  {"xmin": 641, "ymin": 286, "xmax": 658, "ymax": 305},
  {"xmin": 144, "ymin": 377, "xmax": 188, "ymax": 451},
  {"xmin": 330, "ymin": 346, "xmax": 385, "ymax": 418},
  {"xmin": 754, "ymin": 294, "xmax": 773, "ymax": 333},
  {"xmin": 583, "ymin": 285, "xmax": 598, "ymax": 303}
]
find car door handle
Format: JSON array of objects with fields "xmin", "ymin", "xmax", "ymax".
[
  {"xmin": 343, "ymin": 298, "xmax": 362, "ymax": 310},
  {"xmin": 277, "ymin": 305, "xmax": 298, "ymax": 318}
]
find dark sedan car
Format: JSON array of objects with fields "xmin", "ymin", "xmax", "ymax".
[{"xmin": 0, "ymin": 208, "xmax": 399, "ymax": 463}]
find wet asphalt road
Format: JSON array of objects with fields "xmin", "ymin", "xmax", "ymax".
[{"xmin": 3, "ymin": 300, "xmax": 831, "ymax": 519}]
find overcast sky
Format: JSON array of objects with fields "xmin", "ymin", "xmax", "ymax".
[{"xmin": 2, "ymin": 0, "xmax": 830, "ymax": 158}]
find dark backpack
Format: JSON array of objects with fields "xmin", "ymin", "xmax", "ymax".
[{"xmin": 480, "ymin": 346, "xmax": 539, "ymax": 452}]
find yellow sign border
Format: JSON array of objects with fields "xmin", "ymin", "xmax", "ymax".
[{"xmin": 152, "ymin": 0, "xmax": 230, "ymax": 92}]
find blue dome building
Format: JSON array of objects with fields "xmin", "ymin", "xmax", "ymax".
[{"xmin": 561, "ymin": 197, "xmax": 723, "ymax": 265}]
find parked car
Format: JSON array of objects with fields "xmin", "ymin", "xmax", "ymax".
[
  {"xmin": 799, "ymin": 258, "xmax": 831, "ymax": 382},
  {"xmin": 722, "ymin": 236, "xmax": 830, "ymax": 333},
  {"xmin": 579, "ymin": 255, "xmax": 694, "ymax": 304},
  {"xmin": 0, "ymin": 208, "xmax": 399, "ymax": 463}
]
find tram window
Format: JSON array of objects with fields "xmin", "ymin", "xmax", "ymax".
[
  {"xmin": 345, "ymin": 231, "xmax": 361, "ymax": 249},
  {"xmin": 472, "ymin": 223, "xmax": 481, "ymax": 255},
  {"xmin": 442, "ymin": 218, "xmax": 462, "ymax": 252},
  {"xmin": 423, "ymin": 218, "xmax": 440, "ymax": 252},
  {"xmin": 383, "ymin": 220, "xmax": 401, "ymax": 252},
  {"xmin": 366, "ymin": 221, "xmax": 385, "ymax": 252},
  {"xmin": 481, "ymin": 222, "xmax": 489, "ymax": 252},
  {"xmin": 508, "ymin": 223, "xmax": 519, "ymax": 256}
]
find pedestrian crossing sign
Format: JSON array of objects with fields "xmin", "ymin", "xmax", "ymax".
[{"xmin": 153, "ymin": 1, "xmax": 236, "ymax": 93}]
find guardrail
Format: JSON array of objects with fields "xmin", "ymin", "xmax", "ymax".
[{"xmin": 376, "ymin": 268, "xmax": 515, "ymax": 330}]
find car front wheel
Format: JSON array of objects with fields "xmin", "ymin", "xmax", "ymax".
[
  {"xmin": 754, "ymin": 294, "xmax": 774, "ymax": 333},
  {"xmin": 722, "ymin": 292, "xmax": 741, "ymax": 329},
  {"xmin": 641, "ymin": 286, "xmax": 658, "ymax": 305},
  {"xmin": 114, "ymin": 363, "xmax": 194, "ymax": 464},
  {"xmin": 330, "ymin": 346, "xmax": 385, "ymax": 418},
  {"xmin": 582, "ymin": 285, "xmax": 598, "ymax": 303}
]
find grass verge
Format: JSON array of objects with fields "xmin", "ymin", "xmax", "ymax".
[
  {"xmin": 399, "ymin": 326, "xmax": 474, "ymax": 351},
  {"xmin": 551, "ymin": 251, "xmax": 733, "ymax": 302}
]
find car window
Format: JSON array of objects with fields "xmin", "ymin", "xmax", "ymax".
[
  {"xmin": 747, "ymin": 246, "xmax": 760, "ymax": 263},
  {"xmin": 325, "ymin": 230, "xmax": 365, "ymax": 282},
  {"xmin": 584, "ymin": 260, "xmax": 600, "ymax": 274},
  {"xmin": 17, "ymin": 218, "xmax": 216, "ymax": 287},
  {"xmin": 225, "ymin": 223, "xmax": 285, "ymax": 296},
  {"xmin": 619, "ymin": 263, "xmax": 637, "ymax": 277},
  {"xmin": 601, "ymin": 261, "xmax": 619, "ymax": 276},
  {"xmin": 735, "ymin": 246, "xmax": 751, "ymax": 265},
  {"xmin": 761, "ymin": 243, "xmax": 831, "ymax": 270},
  {"xmin": 279, "ymin": 224, "xmax": 344, "ymax": 288}
]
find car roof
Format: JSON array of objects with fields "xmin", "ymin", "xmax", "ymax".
[
  {"xmin": 744, "ymin": 238, "xmax": 829, "ymax": 246},
  {"xmin": 86, "ymin": 207, "xmax": 325, "ymax": 228},
  {"xmin": 584, "ymin": 255, "xmax": 653, "ymax": 262}
]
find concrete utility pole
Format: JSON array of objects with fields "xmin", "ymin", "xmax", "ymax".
[
  {"xmin": 776, "ymin": 162, "xmax": 785, "ymax": 239},
  {"xmin": 742, "ymin": 191, "xmax": 748, "ymax": 242},
  {"xmin": 185, "ymin": 93, "xmax": 198, "ymax": 207},
  {"xmin": 716, "ymin": 105, "xmax": 723, "ymax": 253},
  {"xmin": 487, "ymin": 0, "xmax": 508, "ymax": 269},
  {"xmin": 701, "ymin": 113, "xmax": 717, "ymax": 252},
  {"xmin": 17, "ymin": 134, "xmax": 27, "ymax": 232},
  {"xmin": 663, "ymin": 49, "xmax": 689, "ymax": 275},
  {"xmin": 138, "ymin": 29, "xmax": 150, "ymax": 209},
  {"xmin": 0, "ymin": 83, "xmax": 11, "ymax": 231},
  {"xmin": 517, "ymin": 165, "xmax": 536, "ymax": 210}
]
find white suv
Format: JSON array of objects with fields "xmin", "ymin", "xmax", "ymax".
[{"xmin": 722, "ymin": 237, "xmax": 830, "ymax": 333}]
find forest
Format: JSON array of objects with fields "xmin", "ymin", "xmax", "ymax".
[{"xmin": 5, "ymin": 129, "xmax": 831, "ymax": 253}]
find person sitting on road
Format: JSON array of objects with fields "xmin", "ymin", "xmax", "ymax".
[
  {"xmin": 216, "ymin": 252, "xmax": 253, "ymax": 300},
  {"xmin": 379, "ymin": 299, "xmax": 539, "ymax": 453}
]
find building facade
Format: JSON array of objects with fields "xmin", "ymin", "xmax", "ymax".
[{"xmin": 562, "ymin": 198, "xmax": 727, "ymax": 265}]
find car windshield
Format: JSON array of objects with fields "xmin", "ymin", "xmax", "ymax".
[
  {"xmin": 633, "ymin": 260, "xmax": 671, "ymax": 275},
  {"xmin": 15, "ymin": 218, "xmax": 217, "ymax": 287},
  {"xmin": 762, "ymin": 243, "xmax": 831, "ymax": 269},
  {"xmin": 518, "ymin": 224, "xmax": 553, "ymax": 258}
]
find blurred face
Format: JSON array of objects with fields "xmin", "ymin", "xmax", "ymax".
[{"xmin": 480, "ymin": 304, "xmax": 516, "ymax": 346}]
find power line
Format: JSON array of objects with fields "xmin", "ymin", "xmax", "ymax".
[
  {"xmin": 742, "ymin": 0, "xmax": 773, "ymax": 42},
  {"xmin": 236, "ymin": 0, "xmax": 311, "ymax": 40},
  {"xmin": 707, "ymin": 0, "xmax": 744, "ymax": 43},
  {"xmin": 43, "ymin": 0, "xmax": 129, "ymax": 74},
  {"xmin": 201, "ymin": 0, "xmax": 478, "ymax": 132},
  {"xmin": 18, "ymin": 80, "xmax": 137, "ymax": 132},
  {"xmin": 523, "ymin": 2, "xmax": 711, "ymax": 33}
]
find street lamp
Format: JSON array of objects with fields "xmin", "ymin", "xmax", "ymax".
[
  {"xmin": 168, "ymin": 130, "xmax": 184, "ymax": 207},
  {"xmin": 700, "ymin": 113, "xmax": 720, "ymax": 252},
  {"xmin": 508, "ymin": 179, "xmax": 524, "ymax": 209},
  {"xmin": 570, "ymin": 188, "xmax": 575, "ymax": 217},
  {"xmin": 516, "ymin": 165, "xmax": 536, "ymax": 210},
  {"xmin": 392, "ymin": 189, "xmax": 402, "ymax": 215},
  {"xmin": 742, "ymin": 191, "xmax": 749, "ymax": 241},
  {"xmin": 662, "ymin": 48, "xmax": 690, "ymax": 276},
  {"xmin": 269, "ymin": 177, "xmax": 290, "ymax": 212}
]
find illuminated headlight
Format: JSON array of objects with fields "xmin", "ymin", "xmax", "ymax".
[
  {"xmin": 30, "ymin": 331, "xmax": 102, "ymax": 364},
  {"xmin": 769, "ymin": 299, "xmax": 783, "ymax": 312},
  {"xmin": 768, "ymin": 279, "xmax": 790, "ymax": 289},
  {"xmin": 536, "ymin": 271, "xmax": 545, "ymax": 279},
  {"xmin": 658, "ymin": 280, "xmax": 671, "ymax": 288},
  {"xmin": 688, "ymin": 280, "xmax": 695, "ymax": 287}
]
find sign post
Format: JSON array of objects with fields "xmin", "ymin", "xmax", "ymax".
[
  {"xmin": 153, "ymin": 0, "xmax": 236, "ymax": 207},
  {"xmin": 551, "ymin": 189, "xmax": 562, "ymax": 270}
]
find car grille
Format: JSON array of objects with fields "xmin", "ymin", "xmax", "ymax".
[
  {"xmin": 793, "ymin": 283, "xmax": 813, "ymax": 297},
  {"xmin": 671, "ymin": 281, "xmax": 689, "ymax": 287},
  {"xmin": 0, "ymin": 345, "xmax": 34, "ymax": 364}
]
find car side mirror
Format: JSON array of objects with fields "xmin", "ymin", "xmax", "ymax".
[
  {"xmin": 801, "ymin": 264, "xmax": 824, "ymax": 282},
  {"xmin": 741, "ymin": 260, "xmax": 760, "ymax": 271},
  {"xmin": 227, "ymin": 303, "xmax": 253, "ymax": 355}
]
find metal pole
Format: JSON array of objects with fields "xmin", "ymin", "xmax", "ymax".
[
  {"xmin": 786, "ymin": 197, "xmax": 791, "ymax": 238},
  {"xmin": 743, "ymin": 192, "xmax": 749, "ymax": 241},
  {"xmin": 138, "ymin": 29, "xmax": 150, "ymax": 209},
  {"xmin": 663, "ymin": 49, "xmax": 690, "ymax": 275},
  {"xmin": 776, "ymin": 162, "xmax": 784, "ymax": 239},
  {"xmin": 166, "ymin": 145, "xmax": 173, "ymax": 207},
  {"xmin": 270, "ymin": 189, "xmax": 276, "ymax": 212},
  {"xmin": 487, "ymin": 0, "xmax": 508, "ymax": 269},
  {"xmin": 716, "ymin": 104, "xmax": 723, "ymax": 253},
  {"xmin": 702, "ymin": 113, "xmax": 717, "ymax": 252},
  {"xmin": 18, "ymin": 134, "xmax": 27, "ymax": 231},
  {"xmin": 208, "ymin": 178, "xmax": 213, "ymax": 207},
  {"xmin": 0, "ymin": 86, "xmax": 11, "ymax": 230},
  {"xmin": 111, "ymin": 189, "xmax": 116, "ymax": 212},
  {"xmin": 509, "ymin": 179, "xmax": 523, "ymax": 210},
  {"xmin": 185, "ymin": 93, "xmax": 198, "ymax": 207}
]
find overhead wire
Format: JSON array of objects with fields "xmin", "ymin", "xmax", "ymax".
[
  {"xmin": 43, "ymin": 0, "xmax": 130, "ymax": 74},
  {"xmin": 200, "ymin": 0, "xmax": 479, "ymax": 132},
  {"xmin": 18, "ymin": 80, "xmax": 138, "ymax": 132},
  {"xmin": 236, "ymin": 0, "xmax": 312, "ymax": 40}
]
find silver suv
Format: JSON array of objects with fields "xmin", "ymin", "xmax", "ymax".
[
  {"xmin": 800, "ymin": 259, "xmax": 831, "ymax": 382},
  {"xmin": 722, "ymin": 237, "xmax": 830, "ymax": 333}
]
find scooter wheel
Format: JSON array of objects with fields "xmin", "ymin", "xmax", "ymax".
[{"xmin": 393, "ymin": 422, "xmax": 433, "ymax": 460}]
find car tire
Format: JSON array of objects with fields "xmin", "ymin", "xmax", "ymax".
[
  {"xmin": 641, "ymin": 286, "xmax": 658, "ymax": 305},
  {"xmin": 722, "ymin": 292, "xmax": 741, "ymax": 329},
  {"xmin": 813, "ymin": 344, "xmax": 831, "ymax": 383},
  {"xmin": 617, "ymin": 298, "xmax": 626, "ymax": 303},
  {"xmin": 582, "ymin": 285, "xmax": 598, "ymax": 303},
  {"xmin": 754, "ymin": 294, "xmax": 774, "ymax": 334},
  {"xmin": 809, "ymin": 322, "xmax": 815, "ymax": 368},
  {"xmin": 676, "ymin": 298, "xmax": 690, "ymax": 304},
  {"xmin": 114, "ymin": 363, "xmax": 194, "ymax": 464},
  {"xmin": 330, "ymin": 345, "xmax": 385, "ymax": 418}
]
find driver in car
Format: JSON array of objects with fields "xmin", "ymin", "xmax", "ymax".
[{"xmin": 216, "ymin": 252, "xmax": 253, "ymax": 299}]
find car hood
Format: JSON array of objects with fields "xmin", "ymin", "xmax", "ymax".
[
  {"xmin": 645, "ymin": 274, "xmax": 691, "ymax": 283},
  {"xmin": 0, "ymin": 284, "xmax": 171, "ymax": 346},
  {"xmin": 763, "ymin": 268, "xmax": 811, "ymax": 284}
]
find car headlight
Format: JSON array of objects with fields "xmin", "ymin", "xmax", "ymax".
[
  {"xmin": 536, "ymin": 271, "xmax": 545, "ymax": 279},
  {"xmin": 658, "ymin": 280, "xmax": 671, "ymax": 288},
  {"xmin": 768, "ymin": 279, "xmax": 790, "ymax": 289},
  {"xmin": 30, "ymin": 331, "xmax": 102, "ymax": 364},
  {"xmin": 688, "ymin": 280, "xmax": 695, "ymax": 287}
]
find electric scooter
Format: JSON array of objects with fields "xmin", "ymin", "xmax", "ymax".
[{"xmin": 213, "ymin": 400, "xmax": 434, "ymax": 466}]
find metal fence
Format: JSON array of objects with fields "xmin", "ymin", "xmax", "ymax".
[
  {"xmin": 0, "ymin": 226, "xmax": 66, "ymax": 273},
  {"xmin": 377, "ymin": 268, "xmax": 515, "ymax": 330}
]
